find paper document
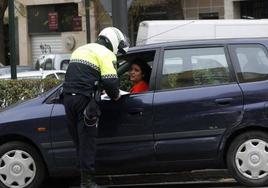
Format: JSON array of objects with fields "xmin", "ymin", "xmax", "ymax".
[{"xmin": 101, "ymin": 90, "xmax": 129, "ymax": 100}]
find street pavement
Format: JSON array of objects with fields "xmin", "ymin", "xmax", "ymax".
[
  {"xmin": 40, "ymin": 170, "xmax": 250, "ymax": 188},
  {"xmin": 41, "ymin": 179, "xmax": 257, "ymax": 188}
]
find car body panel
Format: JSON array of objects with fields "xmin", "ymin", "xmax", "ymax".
[
  {"xmin": 153, "ymin": 84, "xmax": 243, "ymax": 162},
  {"xmin": 152, "ymin": 43, "xmax": 244, "ymax": 163},
  {"xmin": 0, "ymin": 66, "xmax": 35, "ymax": 76},
  {"xmin": 1, "ymin": 38, "xmax": 268, "ymax": 179},
  {"xmin": 49, "ymin": 91, "xmax": 155, "ymax": 174},
  {"xmin": 0, "ymin": 96, "xmax": 56, "ymax": 173}
]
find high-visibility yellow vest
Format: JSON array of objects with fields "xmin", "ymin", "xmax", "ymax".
[
  {"xmin": 70, "ymin": 43, "xmax": 117, "ymax": 79},
  {"xmin": 63, "ymin": 43, "xmax": 120, "ymax": 99}
]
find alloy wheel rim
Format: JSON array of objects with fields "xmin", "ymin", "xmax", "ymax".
[
  {"xmin": 235, "ymin": 139, "xmax": 268, "ymax": 180},
  {"xmin": 0, "ymin": 150, "xmax": 36, "ymax": 188}
]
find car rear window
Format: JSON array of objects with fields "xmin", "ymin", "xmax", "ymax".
[{"xmin": 230, "ymin": 44, "xmax": 268, "ymax": 83}]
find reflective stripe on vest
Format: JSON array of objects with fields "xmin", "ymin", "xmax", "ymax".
[{"xmin": 70, "ymin": 43, "xmax": 118, "ymax": 79}]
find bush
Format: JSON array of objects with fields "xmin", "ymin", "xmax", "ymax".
[{"xmin": 0, "ymin": 79, "xmax": 62, "ymax": 109}]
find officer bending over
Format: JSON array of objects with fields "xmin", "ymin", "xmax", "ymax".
[{"xmin": 63, "ymin": 27, "xmax": 129, "ymax": 188}]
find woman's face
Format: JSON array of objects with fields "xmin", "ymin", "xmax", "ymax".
[{"xmin": 129, "ymin": 64, "xmax": 143, "ymax": 84}]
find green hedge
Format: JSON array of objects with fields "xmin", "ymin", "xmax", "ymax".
[
  {"xmin": 0, "ymin": 75, "xmax": 132, "ymax": 109},
  {"xmin": 0, "ymin": 79, "xmax": 62, "ymax": 109}
]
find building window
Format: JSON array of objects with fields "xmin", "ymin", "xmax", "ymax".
[
  {"xmin": 240, "ymin": 0, "xmax": 268, "ymax": 19},
  {"xmin": 128, "ymin": 0, "xmax": 184, "ymax": 45},
  {"xmin": 27, "ymin": 3, "xmax": 79, "ymax": 34},
  {"xmin": 199, "ymin": 12, "xmax": 219, "ymax": 19}
]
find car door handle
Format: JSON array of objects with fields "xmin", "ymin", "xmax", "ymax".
[
  {"xmin": 128, "ymin": 108, "xmax": 144, "ymax": 115},
  {"xmin": 215, "ymin": 98, "xmax": 233, "ymax": 106}
]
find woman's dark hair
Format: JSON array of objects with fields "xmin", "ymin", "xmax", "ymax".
[{"xmin": 130, "ymin": 59, "xmax": 151, "ymax": 83}]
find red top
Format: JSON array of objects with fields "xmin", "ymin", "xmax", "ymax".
[{"xmin": 130, "ymin": 81, "xmax": 149, "ymax": 94}]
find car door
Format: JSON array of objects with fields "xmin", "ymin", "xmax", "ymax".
[
  {"xmin": 96, "ymin": 50, "xmax": 158, "ymax": 173},
  {"xmin": 47, "ymin": 89, "xmax": 77, "ymax": 170},
  {"xmin": 49, "ymin": 50, "xmax": 158, "ymax": 173},
  {"xmin": 153, "ymin": 45, "xmax": 244, "ymax": 164},
  {"xmin": 96, "ymin": 92, "xmax": 154, "ymax": 173},
  {"xmin": 229, "ymin": 43, "xmax": 268, "ymax": 124}
]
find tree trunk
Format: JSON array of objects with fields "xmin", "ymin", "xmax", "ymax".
[{"xmin": 0, "ymin": 0, "xmax": 7, "ymax": 65}]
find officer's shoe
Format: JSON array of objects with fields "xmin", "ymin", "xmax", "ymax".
[
  {"xmin": 80, "ymin": 171, "xmax": 107, "ymax": 188},
  {"xmin": 80, "ymin": 171, "xmax": 92, "ymax": 188},
  {"xmin": 87, "ymin": 182, "xmax": 107, "ymax": 188},
  {"xmin": 81, "ymin": 182, "xmax": 107, "ymax": 188}
]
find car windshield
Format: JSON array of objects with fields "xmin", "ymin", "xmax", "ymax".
[{"xmin": 39, "ymin": 84, "xmax": 63, "ymax": 98}]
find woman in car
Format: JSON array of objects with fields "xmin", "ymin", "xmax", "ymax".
[{"xmin": 129, "ymin": 60, "xmax": 151, "ymax": 93}]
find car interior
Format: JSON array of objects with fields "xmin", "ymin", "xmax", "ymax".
[{"xmin": 117, "ymin": 51, "xmax": 155, "ymax": 92}]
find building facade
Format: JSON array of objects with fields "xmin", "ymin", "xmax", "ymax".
[
  {"xmin": 16, "ymin": 0, "xmax": 96, "ymax": 66},
  {"xmin": 96, "ymin": 0, "xmax": 268, "ymax": 46},
  {"xmin": 9, "ymin": 0, "xmax": 268, "ymax": 66}
]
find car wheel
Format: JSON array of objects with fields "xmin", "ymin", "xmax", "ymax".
[
  {"xmin": 227, "ymin": 131, "xmax": 268, "ymax": 187},
  {"xmin": 0, "ymin": 141, "xmax": 46, "ymax": 188}
]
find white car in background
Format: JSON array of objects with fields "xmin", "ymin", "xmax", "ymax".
[
  {"xmin": 0, "ymin": 70, "xmax": 66, "ymax": 80},
  {"xmin": 35, "ymin": 53, "xmax": 71, "ymax": 71}
]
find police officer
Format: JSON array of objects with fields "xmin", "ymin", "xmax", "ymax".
[{"xmin": 63, "ymin": 27, "xmax": 129, "ymax": 188}]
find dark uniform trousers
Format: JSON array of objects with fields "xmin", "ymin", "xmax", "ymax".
[{"xmin": 63, "ymin": 93, "xmax": 97, "ymax": 174}]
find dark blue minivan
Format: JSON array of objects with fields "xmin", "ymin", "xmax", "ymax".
[{"xmin": 1, "ymin": 38, "xmax": 268, "ymax": 188}]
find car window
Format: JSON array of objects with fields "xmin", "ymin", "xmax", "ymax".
[
  {"xmin": 46, "ymin": 86, "xmax": 63, "ymax": 104},
  {"xmin": 35, "ymin": 60, "xmax": 40, "ymax": 70},
  {"xmin": 46, "ymin": 73, "xmax": 57, "ymax": 79},
  {"xmin": 119, "ymin": 61, "xmax": 152, "ymax": 92},
  {"xmin": 43, "ymin": 58, "xmax": 53, "ymax": 70},
  {"xmin": 117, "ymin": 51, "xmax": 156, "ymax": 92},
  {"xmin": 60, "ymin": 60, "xmax": 70, "ymax": 70},
  {"xmin": 161, "ymin": 47, "xmax": 231, "ymax": 89},
  {"xmin": 56, "ymin": 73, "xmax": 66, "ymax": 80},
  {"xmin": 231, "ymin": 45, "xmax": 268, "ymax": 82}
]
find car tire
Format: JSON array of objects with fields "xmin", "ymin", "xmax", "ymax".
[
  {"xmin": 0, "ymin": 141, "xmax": 46, "ymax": 188},
  {"xmin": 227, "ymin": 131, "xmax": 268, "ymax": 187}
]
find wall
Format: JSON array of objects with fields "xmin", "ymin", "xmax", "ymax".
[
  {"xmin": 224, "ymin": 0, "xmax": 241, "ymax": 19},
  {"xmin": 16, "ymin": 0, "xmax": 95, "ymax": 66},
  {"xmin": 182, "ymin": 0, "xmax": 225, "ymax": 19}
]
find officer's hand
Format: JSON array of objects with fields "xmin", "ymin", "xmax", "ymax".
[{"xmin": 113, "ymin": 94, "xmax": 121, "ymax": 101}]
